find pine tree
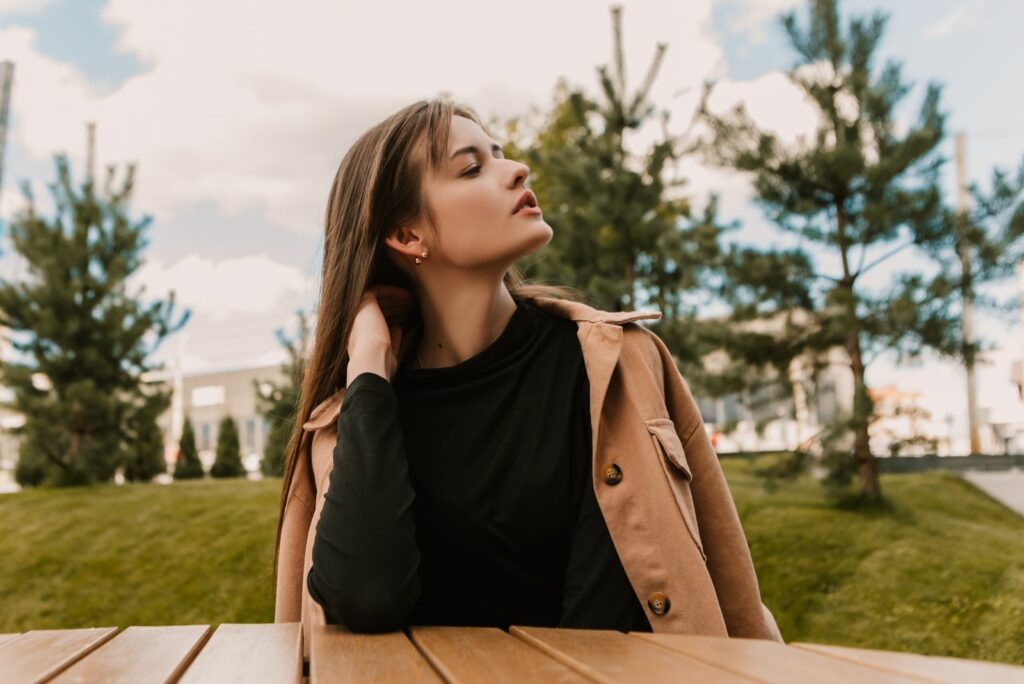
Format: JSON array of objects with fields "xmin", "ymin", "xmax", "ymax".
[
  {"xmin": 255, "ymin": 310, "xmax": 309, "ymax": 477},
  {"xmin": 122, "ymin": 387, "xmax": 167, "ymax": 482},
  {"xmin": 173, "ymin": 416, "xmax": 204, "ymax": 480},
  {"xmin": 695, "ymin": 0, "xmax": 953, "ymax": 502},
  {"xmin": 503, "ymin": 4, "xmax": 730, "ymax": 372},
  {"xmin": 210, "ymin": 415, "xmax": 245, "ymax": 478},
  {"xmin": 0, "ymin": 155, "xmax": 190, "ymax": 487}
]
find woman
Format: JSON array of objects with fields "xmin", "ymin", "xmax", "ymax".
[{"xmin": 273, "ymin": 97, "xmax": 783, "ymax": 654}]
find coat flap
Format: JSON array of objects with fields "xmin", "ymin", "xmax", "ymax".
[
  {"xmin": 600, "ymin": 309, "xmax": 663, "ymax": 325},
  {"xmin": 524, "ymin": 295, "xmax": 662, "ymax": 326},
  {"xmin": 645, "ymin": 417, "xmax": 692, "ymax": 480},
  {"xmin": 302, "ymin": 388, "xmax": 345, "ymax": 432}
]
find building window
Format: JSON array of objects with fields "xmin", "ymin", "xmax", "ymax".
[
  {"xmin": 200, "ymin": 423, "xmax": 211, "ymax": 450},
  {"xmin": 192, "ymin": 385, "xmax": 226, "ymax": 408},
  {"xmin": 245, "ymin": 418, "xmax": 256, "ymax": 450}
]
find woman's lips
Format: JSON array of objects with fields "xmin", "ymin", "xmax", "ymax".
[{"xmin": 513, "ymin": 206, "xmax": 542, "ymax": 216}]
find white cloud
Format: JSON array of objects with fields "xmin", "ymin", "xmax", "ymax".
[
  {"xmin": 720, "ymin": 0, "xmax": 804, "ymax": 46},
  {"xmin": 0, "ymin": 179, "xmax": 36, "ymax": 223},
  {"xmin": 251, "ymin": 348, "xmax": 289, "ymax": 368},
  {"xmin": 923, "ymin": 5, "xmax": 966, "ymax": 40},
  {"xmin": 131, "ymin": 253, "xmax": 317, "ymax": 372},
  {"xmin": 131, "ymin": 253, "xmax": 316, "ymax": 322},
  {"xmin": 634, "ymin": 68, "xmax": 819, "ymax": 226},
  {"xmin": 698, "ymin": 69, "xmax": 819, "ymax": 147},
  {"xmin": 0, "ymin": 27, "xmax": 102, "ymax": 155},
  {"xmin": 0, "ymin": 0, "xmax": 54, "ymax": 15},
  {"xmin": 2, "ymin": 0, "xmax": 730, "ymax": 237}
]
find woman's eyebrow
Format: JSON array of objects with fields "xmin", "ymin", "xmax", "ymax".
[{"xmin": 449, "ymin": 142, "xmax": 503, "ymax": 161}]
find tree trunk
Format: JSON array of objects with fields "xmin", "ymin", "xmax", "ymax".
[
  {"xmin": 836, "ymin": 200, "xmax": 881, "ymax": 500},
  {"xmin": 845, "ymin": 323, "xmax": 881, "ymax": 499}
]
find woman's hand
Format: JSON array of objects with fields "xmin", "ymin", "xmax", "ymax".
[{"xmin": 347, "ymin": 285, "xmax": 415, "ymax": 384}]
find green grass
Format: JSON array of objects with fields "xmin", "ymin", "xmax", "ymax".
[
  {"xmin": 0, "ymin": 478, "xmax": 280, "ymax": 631},
  {"xmin": 722, "ymin": 461, "xmax": 1024, "ymax": 666},
  {"xmin": 0, "ymin": 467, "xmax": 1022, "ymax": 666}
]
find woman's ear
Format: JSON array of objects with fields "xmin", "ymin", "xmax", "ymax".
[{"xmin": 383, "ymin": 224, "xmax": 425, "ymax": 263}]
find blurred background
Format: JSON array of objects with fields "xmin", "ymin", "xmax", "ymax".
[{"xmin": 0, "ymin": 0, "xmax": 1022, "ymax": 666}]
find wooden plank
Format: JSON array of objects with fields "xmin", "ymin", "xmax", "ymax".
[
  {"xmin": 510, "ymin": 626, "xmax": 753, "ymax": 683},
  {"xmin": 632, "ymin": 633, "xmax": 926, "ymax": 684},
  {"xmin": 0, "ymin": 633, "xmax": 22, "ymax": 647},
  {"xmin": 49, "ymin": 625, "xmax": 211, "ymax": 684},
  {"xmin": 793, "ymin": 642, "xmax": 1024, "ymax": 684},
  {"xmin": 0, "ymin": 627, "xmax": 118, "ymax": 683},
  {"xmin": 177, "ymin": 623, "xmax": 303, "ymax": 684},
  {"xmin": 410, "ymin": 626, "xmax": 589, "ymax": 683},
  {"xmin": 309, "ymin": 626, "xmax": 442, "ymax": 684}
]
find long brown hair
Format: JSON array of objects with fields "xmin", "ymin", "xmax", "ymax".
[{"xmin": 272, "ymin": 96, "xmax": 584, "ymax": 585}]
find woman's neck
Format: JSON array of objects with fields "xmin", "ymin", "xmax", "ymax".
[{"xmin": 413, "ymin": 286, "xmax": 518, "ymax": 370}]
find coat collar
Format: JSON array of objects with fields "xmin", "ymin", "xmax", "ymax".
[
  {"xmin": 522, "ymin": 294, "xmax": 663, "ymax": 326},
  {"xmin": 301, "ymin": 294, "xmax": 662, "ymax": 432}
]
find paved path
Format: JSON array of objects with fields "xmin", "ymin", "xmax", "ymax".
[{"xmin": 961, "ymin": 469, "xmax": 1024, "ymax": 517}]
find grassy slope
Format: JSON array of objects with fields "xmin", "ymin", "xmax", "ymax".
[
  {"xmin": 0, "ymin": 466, "xmax": 1021, "ymax": 665},
  {"xmin": 723, "ymin": 462, "xmax": 1024, "ymax": 665},
  {"xmin": 0, "ymin": 479, "xmax": 281, "ymax": 631}
]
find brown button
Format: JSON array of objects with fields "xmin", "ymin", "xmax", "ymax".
[
  {"xmin": 647, "ymin": 592, "xmax": 671, "ymax": 616},
  {"xmin": 602, "ymin": 463, "xmax": 622, "ymax": 485}
]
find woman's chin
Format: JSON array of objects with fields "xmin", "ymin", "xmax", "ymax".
[{"xmin": 519, "ymin": 221, "xmax": 554, "ymax": 253}]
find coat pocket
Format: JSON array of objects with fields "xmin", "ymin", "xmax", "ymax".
[
  {"xmin": 645, "ymin": 417, "xmax": 705, "ymax": 561},
  {"xmin": 645, "ymin": 417, "xmax": 692, "ymax": 480}
]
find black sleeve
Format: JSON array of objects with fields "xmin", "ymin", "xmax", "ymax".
[{"xmin": 306, "ymin": 371, "xmax": 421, "ymax": 632}]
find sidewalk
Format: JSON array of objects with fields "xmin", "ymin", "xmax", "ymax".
[{"xmin": 961, "ymin": 469, "xmax": 1024, "ymax": 517}]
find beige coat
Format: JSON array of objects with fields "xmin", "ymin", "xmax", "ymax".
[{"xmin": 275, "ymin": 294, "xmax": 784, "ymax": 656}]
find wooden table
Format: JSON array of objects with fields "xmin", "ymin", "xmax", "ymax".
[{"xmin": 1, "ymin": 623, "xmax": 1021, "ymax": 683}]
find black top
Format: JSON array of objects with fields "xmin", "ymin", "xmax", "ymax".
[{"xmin": 307, "ymin": 295, "xmax": 651, "ymax": 633}]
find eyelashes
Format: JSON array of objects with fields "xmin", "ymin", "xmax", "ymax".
[{"xmin": 461, "ymin": 152, "xmax": 507, "ymax": 177}]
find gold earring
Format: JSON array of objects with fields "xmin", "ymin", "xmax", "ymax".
[{"xmin": 414, "ymin": 248, "xmax": 428, "ymax": 265}]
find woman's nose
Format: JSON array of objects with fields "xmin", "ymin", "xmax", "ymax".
[{"xmin": 509, "ymin": 160, "xmax": 530, "ymax": 187}]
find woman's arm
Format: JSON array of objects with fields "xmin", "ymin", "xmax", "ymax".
[{"xmin": 306, "ymin": 369, "xmax": 421, "ymax": 632}]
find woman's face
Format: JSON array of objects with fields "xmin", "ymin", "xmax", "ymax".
[{"xmin": 397, "ymin": 115, "xmax": 553, "ymax": 272}]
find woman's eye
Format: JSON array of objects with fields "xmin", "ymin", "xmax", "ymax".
[{"xmin": 463, "ymin": 165, "xmax": 481, "ymax": 177}]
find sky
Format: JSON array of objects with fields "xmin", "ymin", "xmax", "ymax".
[{"xmin": 1, "ymin": 0, "xmax": 1022, "ymax": 446}]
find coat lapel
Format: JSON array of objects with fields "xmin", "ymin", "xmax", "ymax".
[{"xmin": 523, "ymin": 295, "xmax": 661, "ymax": 460}]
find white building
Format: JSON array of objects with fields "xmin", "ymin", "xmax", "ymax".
[
  {"xmin": 693, "ymin": 309, "xmax": 855, "ymax": 454},
  {"xmin": 0, "ymin": 360, "xmax": 289, "ymax": 492},
  {"xmin": 146, "ymin": 363, "xmax": 289, "ymax": 476}
]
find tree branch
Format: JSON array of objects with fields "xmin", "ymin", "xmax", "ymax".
[{"xmin": 855, "ymin": 238, "xmax": 917, "ymax": 278}]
